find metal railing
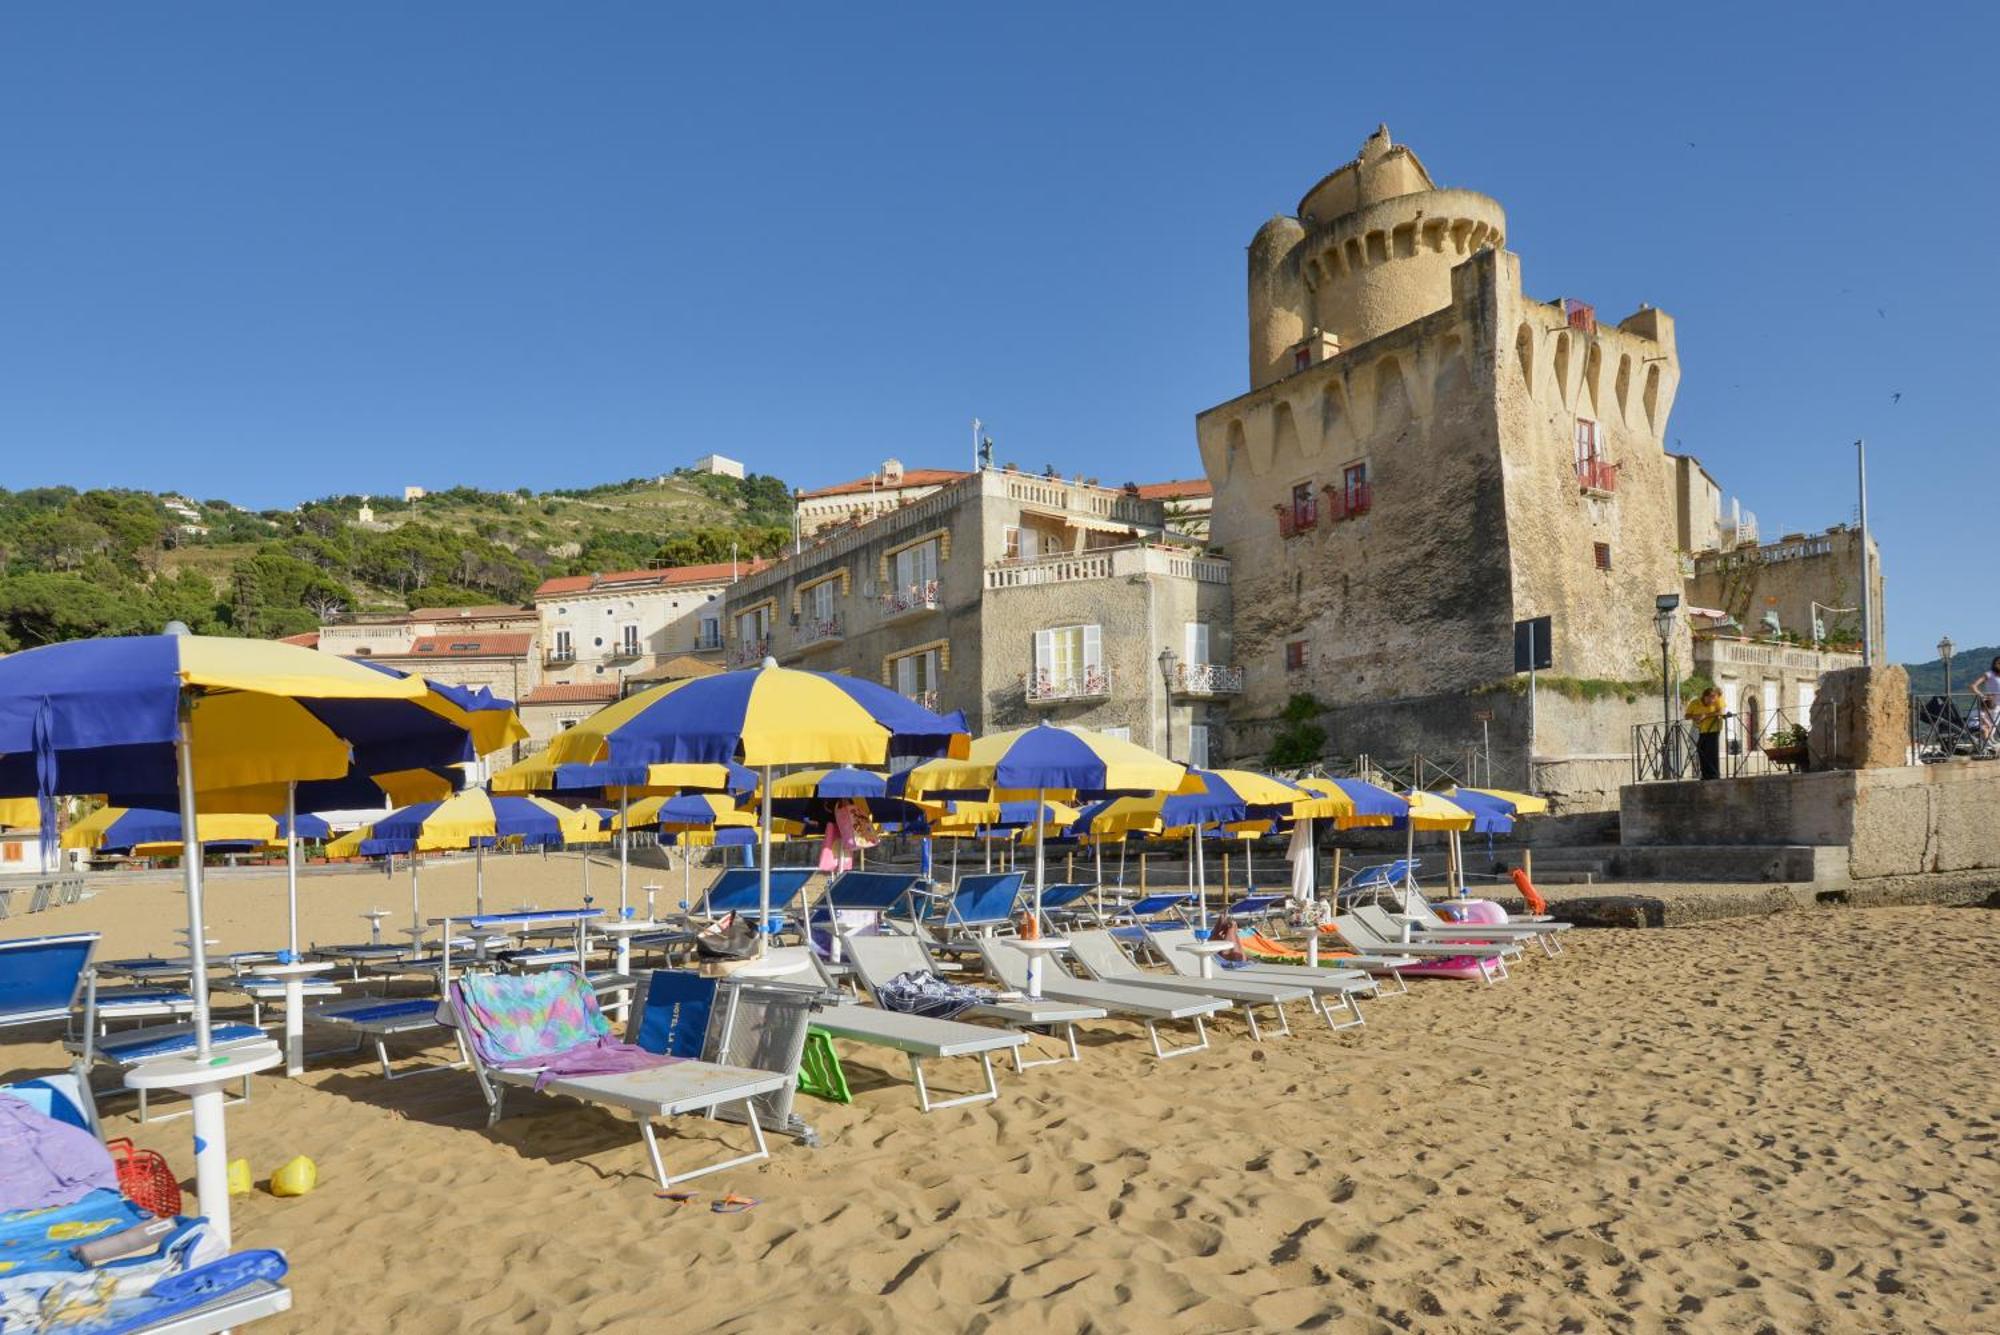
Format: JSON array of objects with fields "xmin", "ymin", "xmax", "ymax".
[
  {"xmin": 729, "ymin": 637, "xmax": 770, "ymax": 667},
  {"xmin": 1172, "ymin": 662, "xmax": 1244, "ymax": 696},
  {"xmin": 544, "ymin": 647, "xmax": 576, "ymax": 665},
  {"xmin": 1025, "ymin": 664, "xmax": 1112, "ymax": 705},
  {"xmin": 1577, "ymin": 458, "xmax": 1619, "ymax": 494},
  {"xmin": 1323, "ymin": 482, "xmax": 1372, "ymax": 523},
  {"xmin": 1274, "ymin": 499, "xmax": 1318, "ymax": 538},
  {"xmin": 1912, "ymin": 691, "xmax": 2000, "ymax": 763},
  {"xmin": 793, "ymin": 613, "xmax": 843, "ymax": 648},
  {"xmin": 1630, "ymin": 707, "xmax": 1815, "ymax": 783},
  {"xmin": 692, "ymin": 630, "xmax": 722, "ymax": 652},
  {"xmin": 880, "ymin": 580, "xmax": 941, "ymax": 617},
  {"xmin": 909, "ymin": 689, "xmax": 938, "ymax": 712}
]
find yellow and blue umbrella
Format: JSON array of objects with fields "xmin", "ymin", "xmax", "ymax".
[
  {"xmin": 904, "ymin": 724, "xmax": 1189, "ymax": 980},
  {"xmin": 507, "ymin": 662, "xmax": 970, "ymax": 956},
  {"xmin": 64, "ymin": 806, "xmax": 329, "ymax": 855},
  {"xmin": 1294, "ymin": 776, "xmax": 1406, "ymax": 828},
  {"xmin": 360, "ymin": 789, "xmax": 606, "ymax": 921}
]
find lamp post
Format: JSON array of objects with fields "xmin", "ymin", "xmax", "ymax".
[
  {"xmin": 1157, "ymin": 649, "xmax": 1178, "ymax": 761},
  {"xmin": 1939, "ymin": 635, "xmax": 1956, "ymax": 700},
  {"xmin": 1654, "ymin": 593, "xmax": 1681, "ymax": 778}
]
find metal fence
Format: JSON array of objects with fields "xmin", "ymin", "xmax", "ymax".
[
  {"xmin": 1630, "ymin": 707, "xmax": 1815, "ymax": 783},
  {"xmin": 1911, "ymin": 691, "xmax": 2000, "ymax": 763}
]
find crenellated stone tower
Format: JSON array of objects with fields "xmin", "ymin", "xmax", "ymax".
[{"xmin": 1197, "ymin": 127, "xmax": 1687, "ymax": 800}]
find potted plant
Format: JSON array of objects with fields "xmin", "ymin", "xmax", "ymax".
[{"xmin": 1762, "ymin": 722, "xmax": 1810, "ymax": 771}]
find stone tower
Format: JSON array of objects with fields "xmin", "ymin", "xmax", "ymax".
[
  {"xmin": 1196, "ymin": 128, "xmax": 1684, "ymax": 799},
  {"xmin": 1247, "ymin": 127, "xmax": 1508, "ymax": 391}
]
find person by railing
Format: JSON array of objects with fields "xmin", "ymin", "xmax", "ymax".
[{"xmin": 1684, "ymin": 687, "xmax": 1726, "ymax": 780}]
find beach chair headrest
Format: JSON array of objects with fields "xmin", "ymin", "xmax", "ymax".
[{"xmin": 0, "ymin": 932, "xmax": 100, "ymax": 1022}]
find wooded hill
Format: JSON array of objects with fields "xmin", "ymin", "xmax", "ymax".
[{"xmin": 0, "ymin": 470, "xmax": 795, "ymax": 649}]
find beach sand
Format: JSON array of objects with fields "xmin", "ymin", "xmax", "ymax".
[{"xmin": 6, "ymin": 855, "xmax": 1997, "ymax": 1333}]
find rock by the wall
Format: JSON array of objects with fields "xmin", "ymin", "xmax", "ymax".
[{"xmin": 1810, "ymin": 663, "xmax": 1909, "ymax": 769}]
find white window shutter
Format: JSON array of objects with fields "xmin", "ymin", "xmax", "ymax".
[
  {"xmin": 1185, "ymin": 622, "xmax": 1208, "ymax": 665},
  {"xmin": 1034, "ymin": 629, "xmax": 1053, "ymax": 676},
  {"xmin": 1083, "ymin": 624, "xmax": 1102, "ymax": 670}
]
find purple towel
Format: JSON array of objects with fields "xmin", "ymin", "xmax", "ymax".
[
  {"xmin": 505, "ymin": 1036, "xmax": 680, "ymax": 1092},
  {"xmin": 0, "ymin": 1094, "xmax": 117, "ymax": 1213}
]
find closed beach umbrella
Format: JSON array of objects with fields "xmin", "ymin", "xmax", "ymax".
[{"xmin": 503, "ymin": 661, "xmax": 969, "ymax": 958}]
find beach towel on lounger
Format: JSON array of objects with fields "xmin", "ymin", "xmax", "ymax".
[
  {"xmin": 454, "ymin": 969, "xmax": 679, "ymax": 1092},
  {"xmin": 874, "ymin": 970, "xmax": 996, "ymax": 1022}
]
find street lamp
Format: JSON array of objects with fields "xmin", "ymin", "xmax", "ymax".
[
  {"xmin": 1157, "ymin": 649, "xmax": 1178, "ymax": 761},
  {"xmin": 1654, "ymin": 593, "xmax": 1681, "ymax": 777},
  {"xmin": 1939, "ymin": 635, "xmax": 1955, "ymax": 699}
]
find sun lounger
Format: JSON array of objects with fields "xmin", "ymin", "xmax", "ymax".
[
  {"xmin": 1352, "ymin": 904, "xmax": 1526, "ymax": 962},
  {"xmin": 1331, "ymin": 913, "xmax": 1509, "ymax": 985},
  {"xmin": 931, "ymin": 872, "xmax": 1027, "ymax": 935},
  {"xmin": 1395, "ymin": 889, "xmax": 1572, "ymax": 956},
  {"xmin": 840, "ymin": 932, "xmax": 1105, "ymax": 1072},
  {"xmin": 449, "ymin": 966, "xmax": 788, "ymax": 1188},
  {"xmin": 303, "ymin": 996, "xmax": 466, "ymax": 1079},
  {"xmin": 1064, "ymin": 928, "xmax": 1306, "ymax": 1041},
  {"xmin": 807, "ymin": 1000, "xmax": 1030, "ymax": 1113},
  {"xmin": 1141, "ymin": 925, "xmax": 1374, "ymax": 1031},
  {"xmin": 973, "ymin": 936, "xmax": 1229, "ymax": 1060}
]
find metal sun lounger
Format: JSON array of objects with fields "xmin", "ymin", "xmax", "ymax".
[
  {"xmin": 303, "ymin": 996, "xmax": 466, "ymax": 1080},
  {"xmin": 1331, "ymin": 913, "xmax": 1510, "ymax": 986},
  {"xmin": 974, "ymin": 936, "xmax": 1228, "ymax": 1061},
  {"xmin": 1142, "ymin": 925, "xmax": 1373, "ymax": 1032},
  {"xmin": 1351, "ymin": 905, "xmax": 1526, "ymax": 963},
  {"xmin": 839, "ymin": 932, "xmax": 1105, "ymax": 1073},
  {"xmin": 1064, "ymin": 929, "xmax": 1306, "ymax": 1041},
  {"xmin": 1395, "ymin": 889, "xmax": 1573, "ymax": 957}
]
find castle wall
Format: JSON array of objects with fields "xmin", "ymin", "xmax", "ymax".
[{"xmin": 1687, "ymin": 527, "xmax": 1884, "ymax": 652}]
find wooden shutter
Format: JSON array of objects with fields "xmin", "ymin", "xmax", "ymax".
[{"xmin": 1082, "ymin": 624, "xmax": 1102, "ymax": 671}]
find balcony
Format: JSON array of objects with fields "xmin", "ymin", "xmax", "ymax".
[
  {"xmin": 692, "ymin": 630, "xmax": 723, "ymax": 653},
  {"xmin": 984, "ymin": 543, "xmax": 1228, "ymax": 591},
  {"xmin": 606, "ymin": 642, "xmax": 643, "ymax": 662},
  {"xmin": 1025, "ymin": 664, "xmax": 1112, "ymax": 706},
  {"xmin": 1172, "ymin": 662, "xmax": 1244, "ymax": 697},
  {"xmin": 1577, "ymin": 458, "xmax": 1619, "ymax": 496},
  {"xmin": 880, "ymin": 579, "xmax": 942, "ymax": 621},
  {"xmin": 729, "ymin": 637, "xmax": 770, "ymax": 668},
  {"xmin": 793, "ymin": 613, "xmax": 844, "ymax": 651},
  {"xmin": 544, "ymin": 647, "xmax": 577, "ymax": 667},
  {"xmin": 1322, "ymin": 482, "xmax": 1372, "ymax": 523},
  {"xmin": 1274, "ymin": 499, "xmax": 1318, "ymax": 539},
  {"xmin": 908, "ymin": 689, "xmax": 938, "ymax": 712}
]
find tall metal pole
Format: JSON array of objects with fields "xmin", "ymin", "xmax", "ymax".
[
  {"xmin": 284, "ymin": 780, "xmax": 300, "ymax": 956},
  {"xmin": 1857, "ymin": 439, "xmax": 1874, "ymax": 666},
  {"xmin": 617, "ymin": 792, "xmax": 630, "ymax": 916},
  {"xmin": 1526, "ymin": 622, "xmax": 1538, "ymax": 792},
  {"xmin": 175, "ymin": 694, "xmax": 212, "ymax": 1061},
  {"xmin": 756, "ymin": 764, "xmax": 773, "ymax": 958},
  {"xmin": 1661, "ymin": 625, "xmax": 1675, "ymax": 778}
]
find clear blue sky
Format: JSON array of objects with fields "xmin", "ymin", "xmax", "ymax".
[{"xmin": 1, "ymin": 5, "xmax": 1989, "ymax": 660}]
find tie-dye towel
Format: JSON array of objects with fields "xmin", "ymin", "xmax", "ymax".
[{"xmin": 452, "ymin": 969, "xmax": 676, "ymax": 1091}]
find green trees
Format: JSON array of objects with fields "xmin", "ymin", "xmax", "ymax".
[{"xmin": 1265, "ymin": 694, "xmax": 1330, "ymax": 769}]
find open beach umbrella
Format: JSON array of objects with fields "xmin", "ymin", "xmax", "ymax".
[
  {"xmin": 906, "ymin": 723, "xmax": 1189, "ymax": 993},
  {"xmin": 499, "ymin": 660, "xmax": 969, "ymax": 959},
  {"xmin": 361, "ymin": 790, "xmax": 604, "ymax": 921},
  {"xmin": 1450, "ymin": 786, "xmax": 1549, "ymax": 817},
  {"xmin": 63, "ymin": 805, "xmax": 329, "ymax": 855},
  {"xmin": 0, "ymin": 627, "xmax": 478, "ymax": 1247},
  {"xmin": 1295, "ymin": 776, "xmax": 1406, "ymax": 828}
]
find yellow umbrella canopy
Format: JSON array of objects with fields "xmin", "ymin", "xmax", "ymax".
[
  {"xmin": 0, "ymin": 797, "xmax": 41, "ymax": 830},
  {"xmin": 1403, "ymin": 790, "xmax": 1476, "ymax": 831},
  {"xmin": 491, "ymin": 748, "xmax": 752, "ymax": 799},
  {"xmin": 324, "ymin": 826, "xmax": 371, "ymax": 858},
  {"xmin": 1452, "ymin": 786, "xmax": 1550, "ymax": 815},
  {"xmin": 620, "ymin": 793, "xmax": 764, "ymax": 832},
  {"xmin": 904, "ymin": 723, "xmax": 1192, "ymax": 802}
]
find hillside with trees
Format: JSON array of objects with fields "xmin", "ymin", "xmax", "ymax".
[{"xmin": 0, "ymin": 471, "xmax": 796, "ymax": 649}]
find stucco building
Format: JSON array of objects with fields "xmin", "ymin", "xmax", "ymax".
[
  {"xmin": 1193, "ymin": 127, "xmax": 1881, "ymax": 802},
  {"xmin": 315, "ymin": 604, "xmax": 540, "ymax": 701},
  {"xmin": 724, "ymin": 468, "xmax": 1233, "ymax": 765},
  {"xmin": 533, "ymin": 561, "xmax": 755, "ymax": 693},
  {"xmin": 795, "ymin": 459, "xmax": 971, "ymax": 538}
]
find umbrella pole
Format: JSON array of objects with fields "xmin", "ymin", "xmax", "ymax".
[
  {"xmin": 284, "ymin": 781, "xmax": 300, "ymax": 956},
  {"xmin": 1094, "ymin": 840, "xmax": 1104, "ymax": 915},
  {"xmin": 618, "ymin": 793, "xmax": 630, "ymax": 917},
  {"xmin": 174, "ymin": 699, "xmax": 213, "ymax": 1058},
  {"xmin": 1029, "ymin": 788, "xmax": 1047, "ymax": 999},
  {"xmin": 757, "ymin": 765, "xmax": 774, "ymax": 959},
  {"xmin": 410, "ymin": 854, "xmax": 422, "ymax": 936},
  {"xmin": 1194, "ymin": 828, "xmax": 1208, "ymax": 930},
  {"xmin": 475, "ymin": 841, "xmax": 484, "ymax": 916},
  {"xmin": 172, "ymin": 690, "xmax": 240, "ymax": 1248}
]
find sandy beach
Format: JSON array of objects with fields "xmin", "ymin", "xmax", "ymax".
[{"xmin": 6, "ymin": 856, "xmax": 1997, "ymax": 1334}]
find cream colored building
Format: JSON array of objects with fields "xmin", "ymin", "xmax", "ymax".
[
  {"xmin": 725, "ymin": 468, "xmax": 1233, "ymax": 764},
  {"xmin": 1192, "ymin": 126, "xmax": 1884, "ymax": 799},
  {"xmin": 534, "ymin": 562, "xmax": 754, "ymax": 692},
  {"xmin": 795, "ymin": 459, "xmax": 970, "ymax": 538}
]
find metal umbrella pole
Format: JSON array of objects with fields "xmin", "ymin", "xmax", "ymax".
[
  {"xmin": 174, "ymin": 696, "xmax": 213, "ymax": 1060},
  {"xmin": 618, "ymin": 792, "xmax": 630, "ymax": 916},
  {"xmin": 284, "ymin": 781, "xmax": 300, "ymax": 956},
  {"xmin": 757, "ymin": 764, "xmax": 774, "ymax": 958}
]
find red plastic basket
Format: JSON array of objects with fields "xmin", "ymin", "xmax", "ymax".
[{"xmin": 105, "ymin": 1139, "xmax": 182, "ymax": 1219}]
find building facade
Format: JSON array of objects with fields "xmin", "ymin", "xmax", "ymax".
[
  {"xmin": 315, "ymin": 604, "xmax": 540, "ymax": 702},
  {"xmin": 724, "ymin": 468, "xmax": 1233, "ymax": 764},
  {"xmin": 795, "ymin": 459, "xmax": 971, "ymax": 538},
  {"xmin": 533, "ymin": 562, "xmax": 751, "ymax": 693},
  {"xmin": 1193, "ymin": 127, "xmax": 1883, "ymax": 801}
]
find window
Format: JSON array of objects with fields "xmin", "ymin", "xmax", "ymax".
[
  {"xmin": 1277, "ymin": 482, "xmax": 1318, "ymax": 537},
  {"xmin": 1187, "ymin": 723, "xmax": 1211, "ymax": 769},
  {"xmin": 1575, "ymin": 418, "xmax": 1601, "ymax": 472},
  {"xmin": 553, "ymin": 628, "xmax": 574, "ymax": 660},
  {"xmin": 893, "ymin": 647, "xmax": 940, "ymax": 698},
  {"xmin": 1184, "ymin": 622, "xmax": 1210, "ymax": 666},
  {"xmin": 1033, "ymin": 624, "xmax": 1105, "ymax": 697},
  {"xmin": 805, "ymin": 580, "xmax": 836, "ymax": 623},
  {"xmin": 893, "ymin": 538, "xmax": 939, "ymax": 591},
  {"xmin": 736, "ymin": 606, "xmax": 770, "ymax": 644},
  {"xmin": 1330, "ymin": 461, "xmax": 1371, "ymax": 521},
  {"xmin": 696, "ymin": 613, "xmax": 720, "ymax": 649},
  {"xmin": 1285, "ymin": 640, "xmax": 1307, "ymax": 672},
  {"xmin": 1003, "ymin": 526, "xmax": 1042, "ymax": 562},
  {"xmin": 618, "ymin": 623, "xmax": 640, "ymax": 655},
  {"xmin": 1293, "ymin": 346, "xmax": 1312, "ymax": 373},
  {"xmin": 1592, "ymin": 542, "xmax": 1612, "ymax": 572}
]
